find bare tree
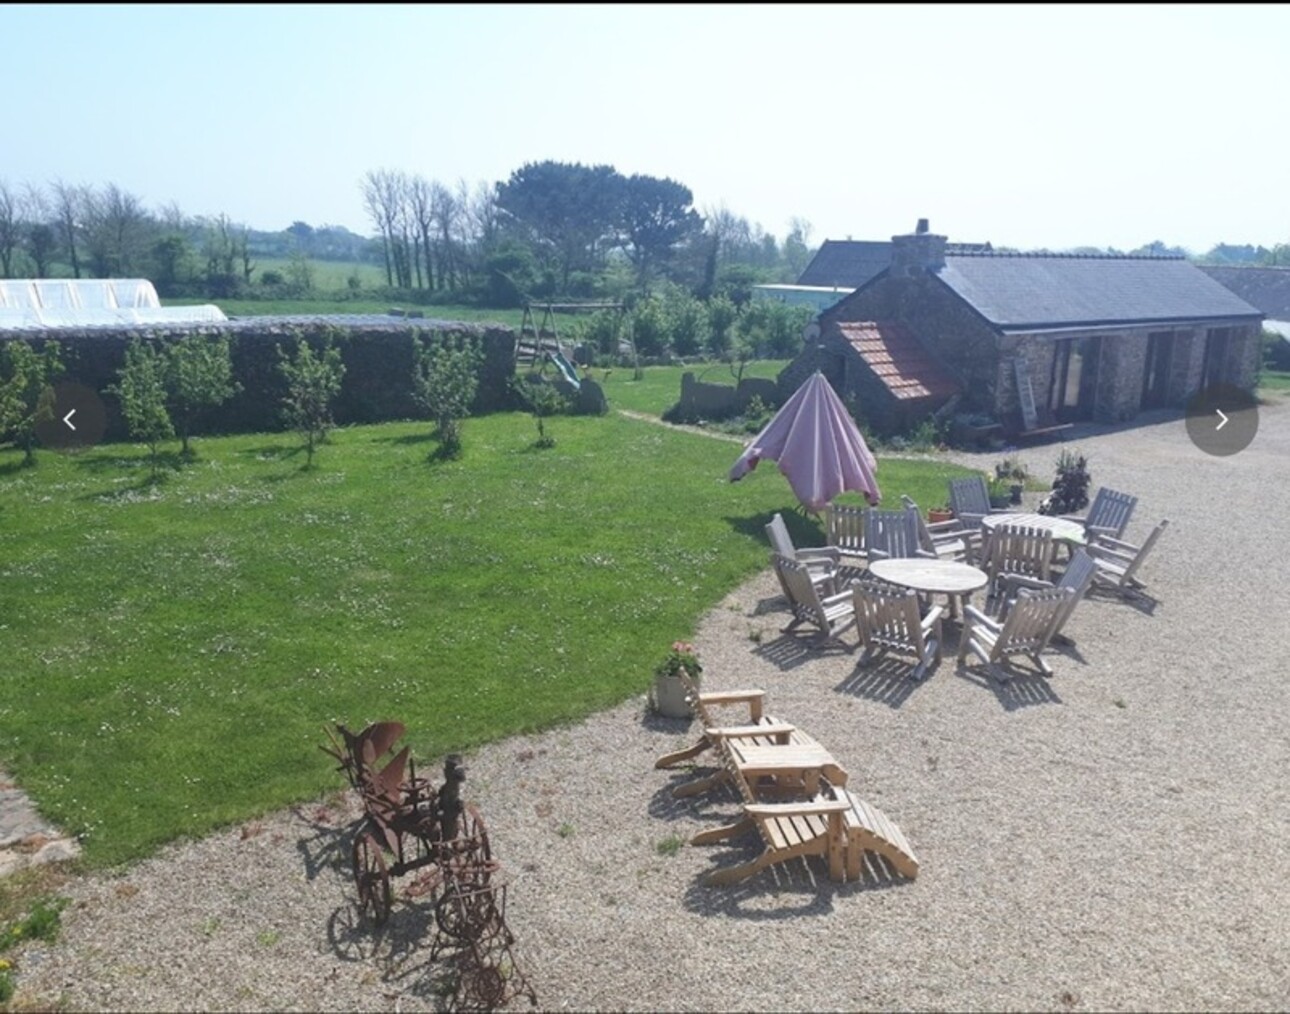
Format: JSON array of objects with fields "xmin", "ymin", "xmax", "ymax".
[
  {"xmin": 21, "ymin": 185, "xmax": 57, "ymax": 277},
  {"xmin": 361, "ymin": 168, "xmax": 412, "ymax": 288},
  {"xmin": 82, "ymin": 183, "xmax": 150, "ymax": 276},
  {"xmin": 238, "ymin": 225, "xmax": 255, "ymax": 284},
  {"xmin": 51, "ymin": 180, "xmax": 85, "ymax": 279},
  {"xmin": 431, "ymin": 181, "xmax": 460, "ymax": 291},
  {"xmin": 0, "ymin": 181, "xmax": 19, "ymax": 277},
  {"xmin": 408, "ymin": 175, "xmax": 436, "ymax": 290}
]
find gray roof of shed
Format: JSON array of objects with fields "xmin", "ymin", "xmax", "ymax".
[
  {"xmin": 797, "ymin": 241, "xmax": 892, "ymax": 289},
  {"xmin": 937, "ymin": 253, "xmax": 1262, "ymax": 332},
  {"xmin": 1198, "ymin": 265, "xmax": 1290, "ymax": 320}
]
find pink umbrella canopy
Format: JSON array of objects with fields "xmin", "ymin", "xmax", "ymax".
[{"xmin": 729, "ymin": 372, "xmax": 881, "ymax": 511}]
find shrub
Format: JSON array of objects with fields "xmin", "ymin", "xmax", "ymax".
[
  {"xmin": 0, "ymin": 338, "xmax": 63, "ymax": 465},
  {"xmin": 1038, "ymin": 449, "xmax": 1091, "ymax": 515},
  {"xmin": 110, "ymin": 339, "xmax": 175, "ymax": 477},
  {"xmin": 278, "ymin": 334, "xmax": 346, "ymax": 466},
  {"xmin": 413, "ymin": 333, "xmax": 483, "ymax": 459}
]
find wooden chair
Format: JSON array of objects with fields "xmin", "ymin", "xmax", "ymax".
[
  {"xmin": 901, "ymin": 495, "xmax": 973, "ymax": 563},
  {"xmin": 692, "ymin": 740, "xmax": 851, "ymax": 885},
  {"xmin": 824, "ymin": 502, "xmax": 867, "ymax": 559},
  {"xmin": 853, "ymin": 579, "xmax": 944, "ymax": 681},
  {"xmin": 995, "ymin": 548, "xmax": 1096, "ymax": 646},
  {"xmin": 1065, "ymin": 487, "xmax": 1138, "ymax": 543},
  {"xmin": 772, "ymin": 552, "xmax": 857, "ymax": 646},
  {"xmin": 1086, "ymin": 519, "xmax": 1169, "ymax": 600},
  {"xmin": 864, "ymin": 508, "xmax": 933, "ymax": 562},
  {"xmin": 692, "ymin": 742, "xmax": 918, "ymax": 885},
  {"xmin": 948, "ymin": 475, "xmax": 1009, "ymax": 532},
  {"xmin": 765, "ymin": 512, "xmax": 842, "ymax": 594},
  {"xmin": 981, "ymin": 523, "xmax": 1055, "ymax": 596},
  {"xmin": 957, "ymin": 586, "xmax": 1073, "ymax": 681},
  {"xmin": 657, "ymin": 669, "xmax": 822, "ymax": 800}
]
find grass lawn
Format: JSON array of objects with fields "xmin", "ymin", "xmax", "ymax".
[
  {"xmin": 1258, "ymin": 369, "xmax": 1290, "ymax": 396},
  {"xmin": 166, "ymin": 296, "xmax": 527, "ymax": 329},
  {"xmin": 593, "ymin": 360, "xmax": 789, "ymax": 416},
  {"xmin": 0, "ymin": 412, "xmax": 974, "ymax": 868}
]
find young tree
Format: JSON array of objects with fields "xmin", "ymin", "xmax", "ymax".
[
  {"xmin": 412, "ymin": 333, "xmax": 482, "ymax": 459},
  {"xmin": 111, "ymin": 339, "xmax": 174, "ymax": 478},
  {"xmin": 165, "ymin": 336, "xmax": 240, "ymax": 455},
  {"xmin": 0, "ymin": 339, "xmax": 63, "ymax": 465},
  {"xmin": 510, "ymin": 374, "xmax": 566, "ymax": 449},
  {"xmin": 278, "ymin": 334, "xmax": 345, "ymax": 467}
]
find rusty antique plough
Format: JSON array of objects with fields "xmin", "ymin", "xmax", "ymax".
[{"xmin": 322, "ymin": 721, "xmax": 536, "ymax": 1011}]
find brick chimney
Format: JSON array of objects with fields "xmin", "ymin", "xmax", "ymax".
[{"xmin": 890, "ymin": 218, "xmax": 947, "ymax": 278}]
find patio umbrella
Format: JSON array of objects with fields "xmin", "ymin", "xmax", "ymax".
[{"xmin": 729, "ymin": 371, "xmax": 881, "ymax": 512}]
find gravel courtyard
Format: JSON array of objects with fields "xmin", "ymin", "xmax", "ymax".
[{"xmin": 13, "ymin": 400, "xmax": 1290, "ymax": 1012}]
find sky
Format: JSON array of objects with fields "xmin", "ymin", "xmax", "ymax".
[{"xmin": 5, "ymin": 3, "xmax": 1288, "ymax": 255}]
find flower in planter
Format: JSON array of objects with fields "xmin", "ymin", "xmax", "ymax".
[{"xmin": 655, "ymin": 641, "xmax": 702, "ymax": 681}]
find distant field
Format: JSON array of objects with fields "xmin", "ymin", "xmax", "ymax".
[
  {"xmin": 253, "ymin": 257, "xmax": 387, "ymax": 290},
  {"xmin": 166, "ymin": 296, "xmax": 527, "ymax": 328}
]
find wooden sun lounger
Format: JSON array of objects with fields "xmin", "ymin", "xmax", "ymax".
[{"xmin": 690, "ymin": 715, "xmax": 918, "ymax": 885}]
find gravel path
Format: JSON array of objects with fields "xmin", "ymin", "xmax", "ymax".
[{"xmin": 13, "ymin": 401, "xmax": 1290, "ymax": 1012}]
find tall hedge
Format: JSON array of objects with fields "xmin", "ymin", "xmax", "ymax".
[{"xmin": 0, "ymin": 315, "xmax": 518, "ymax": 443}]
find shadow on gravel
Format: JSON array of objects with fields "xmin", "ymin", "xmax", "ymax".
[
  {"xmin": 682, "ymin": 848, "xmax": 911, "ymax": 921},
  {"xmin": 754, "ymin": 632, "xmax": 853, "ymax": 672},
  {"xmin": 956, "ymin": 666, "xmax": 1063, "ymax": 709},
  {"xmin": 647, "ymin": 775, "xmax": 740, "ymax": 828},
  {"xmin": 749, "ymin": 592, "xmax": 789, "ymax": 618},
  {"xmin": 1091, "ymin": 589, "xmax": 1161, "ymax": 617},
  {"xmin": 834, "ymin": 655, "xmax": 930, "ymax": 707},
  {"xmin": 293, "ymin": 802, "xmax": 357, "ymax": 882}
]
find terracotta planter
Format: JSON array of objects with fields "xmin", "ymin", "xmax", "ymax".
[
  {"xmin": 928, "ymin": 508, "xmax": 955, "ymax": 524},
  {"xmin": 650, "ymin": 673, "xmax": 694, "ymax": 719}
]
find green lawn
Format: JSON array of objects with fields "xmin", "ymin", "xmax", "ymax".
[
  {"xmin": 166, "ymin": 295, "xmax": 527, "ymax": 329},
  {"xmin": 593, "ymin": 360, "xmax": 790, "ymax": 416},
  {"xmin": 1258, "ymin": 369, "xmax": 1290, "ymax": 394},
  {"xmin": 254, "ymin": 257, "xmax": 387, "ymax": 290},
  {"xmin": 0, "ymin": 412, "xmax": 974, "ymax": 868}
]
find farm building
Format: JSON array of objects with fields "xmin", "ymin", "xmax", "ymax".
[{"xmin": 777, "ymin": 221, "xmax": 1264, "ymax": 436}]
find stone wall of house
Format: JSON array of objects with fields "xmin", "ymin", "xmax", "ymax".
[
  {"xmin": 1227, "ymin": 323, "xmax": 1262, "ymax": 390},
  {"xmin": 775, "ymin": 341, "xmax": 833, "ymax": 401},
  {"xmin": 1168, "ymin": 328, "xmax": 1201, "ymax": 402}
]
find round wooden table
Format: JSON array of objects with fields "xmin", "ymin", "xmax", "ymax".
[
  {"xmin": 868, "ymin": 558, "xmax": 989, "ymax": 620},
  {"xmin": 980, "ymin": 512, "xmax": 1086, "ymax": 545}
]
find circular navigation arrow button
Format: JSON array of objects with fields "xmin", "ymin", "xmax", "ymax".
[
  {"xmin": 34, "ymin": 382, "xmax": 107, "ymax": 452},
  {"xmin": 1185, "ymin": 382, "xmax": 1258, "ymax": 457}
]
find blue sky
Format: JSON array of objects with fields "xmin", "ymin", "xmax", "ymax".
[{"xmin": 5, "ymin": 3, "xmax": 1287, "ymax": 253}]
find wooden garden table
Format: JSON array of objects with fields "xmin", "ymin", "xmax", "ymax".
[{"xmin": 868, "ymin": 558, "xmax": 990, "ymax": 620}]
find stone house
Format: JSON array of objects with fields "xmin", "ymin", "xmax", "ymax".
[{"xmin": 778, "ymin": 221, "xmax": 1264, "ymax": 435}]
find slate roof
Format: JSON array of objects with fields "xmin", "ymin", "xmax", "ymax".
[
  {"xmin": 799, "ymin": 239, "xmax": 995, "ymax": 289},
  {"xmin": 936, "ymin": 253, "xmax": 1263, "ymax": 332},
  {"xmin": 1198, "ymin": 265, "xmax": 1290, "ymax": 320},
  {"xmin": 797, "ymin": 241, "xmax": 892, "ymax": 289},
  {"xmin": 835, "ymin": 321, "xmax": 961, "ymax": 403}
]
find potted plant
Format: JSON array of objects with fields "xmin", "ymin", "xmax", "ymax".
[
  {"xmin": 987, "ymin": 477, "xmax": 1012, "ymax": 510},
  {"xmin": 928, "ymin": 505, "xmax": 955, "ymax": 524},
  {"xmin": 650, "ymin": 641, "xmax": 702, "ymax": 719},
  {"xmin": 994, "ymin": 457, "xmax": 1030, "ymax": 506}
]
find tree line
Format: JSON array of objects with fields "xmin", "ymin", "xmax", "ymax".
[{"xmin": 0, "ymin": 165, "xmax": 818, "ymax": 308}]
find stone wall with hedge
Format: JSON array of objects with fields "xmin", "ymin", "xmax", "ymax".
[{"xmin": 0, "ymin": 315, "xmax": 518, "ymax": 442}]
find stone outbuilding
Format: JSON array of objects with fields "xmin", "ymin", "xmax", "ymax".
[{"xmin": 779, "ymin": 221, "xmax": 1265, "ymax": 436}]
